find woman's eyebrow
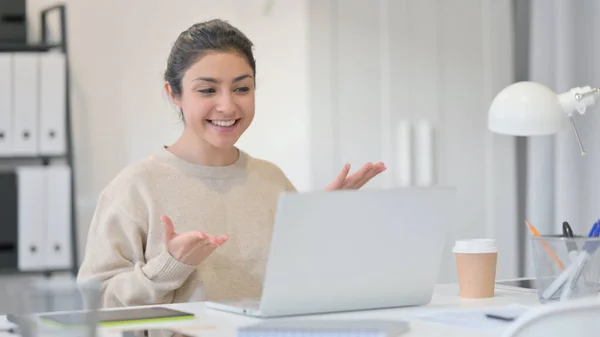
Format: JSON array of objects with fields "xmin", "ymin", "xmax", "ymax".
[{"xmin": 192, "ymin": 74, "xmax": 253, "ymax": 83}]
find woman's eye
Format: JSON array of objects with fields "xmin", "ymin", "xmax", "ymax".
[
  {"xmin": 198, "ymin": 88, "xmax": 215, "ymax": 94},
  {"xmin": 235, "ymin": 87, "xmax": 250, "ymax": 93}
]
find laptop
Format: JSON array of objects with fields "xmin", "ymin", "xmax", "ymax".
[{"xmin": 205, "ymin": 187, "xmax": 456, "ymax": 317}]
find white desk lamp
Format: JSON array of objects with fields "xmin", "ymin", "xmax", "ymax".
[{"xmin": 488, "ymin": 81, "xmax": 600, "ymax": 155}]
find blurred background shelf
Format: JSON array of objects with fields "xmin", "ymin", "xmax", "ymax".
[{"xmin": 0, "ymin": 2, "xmax": 77, "ymax": 278}]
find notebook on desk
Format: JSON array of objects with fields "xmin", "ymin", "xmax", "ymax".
[{"xmin": 206, "ymin": 187, "xmax": 457, "ymax": 318}]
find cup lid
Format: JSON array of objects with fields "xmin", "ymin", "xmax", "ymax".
[{"xmin": 453, "ymin": 239, "xmax": 497, "ymax": 254}]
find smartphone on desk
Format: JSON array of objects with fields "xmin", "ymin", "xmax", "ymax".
[{"xmin": 121, "ymin": 329, "xmax": 193, "ymax": 337}]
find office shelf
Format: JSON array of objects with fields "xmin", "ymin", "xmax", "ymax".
[
  {"xmin": 0, "ymin": 267, "xmax": 72, "ymax": 276},
  {"xmin": 0, "ymin": 155, "xmax": 68, "ymax": 161},
  {"xmin": 0, "ymin": 4, "xmax": 78, "ymax": 278},
  {"xmin": 0, "ymin": 43, "xmax": 61, "ymax": 52}
]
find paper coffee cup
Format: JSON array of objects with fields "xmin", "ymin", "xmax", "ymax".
[{"xmin": 453, "ymin": 239, "xmax": 498, "ymax": 298}]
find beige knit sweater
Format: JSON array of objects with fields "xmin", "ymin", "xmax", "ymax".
[{"xmin": 76, "ymin": 148, "xmax": 296, "ymax": 308}]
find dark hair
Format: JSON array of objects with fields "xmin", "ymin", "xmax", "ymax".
[{"xmin": 164, "ymin": 19, "xmax": 256, "ymax": 99}]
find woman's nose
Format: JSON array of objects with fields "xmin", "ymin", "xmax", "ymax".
[{"xmin": 215, "ymin": 92, "xmax": 235, "ymax": 114}]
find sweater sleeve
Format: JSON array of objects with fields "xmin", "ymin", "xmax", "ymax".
[
  {"xmin": 284, "ymin": 175, "xmax": 297, "ymax": 192},
  {"xmin": 76, "ymin": 193, "xmax": 197, "ymax": 308}
]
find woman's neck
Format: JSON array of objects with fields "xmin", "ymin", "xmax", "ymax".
[{"xmin": 167, "ymin": 131, "xmax": 239, "ymax": 166}]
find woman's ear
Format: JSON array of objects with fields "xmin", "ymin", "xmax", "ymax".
[{"xmin": 164, "ymin": 81, "xmax": 181, "ymax": 109}]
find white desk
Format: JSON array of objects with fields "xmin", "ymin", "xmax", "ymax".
[{"xmin": 0, "ymin": 283, "xmax": 541, "ymax": 337}]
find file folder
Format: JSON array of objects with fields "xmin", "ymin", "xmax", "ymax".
[
  {"xmin": 12, "ymin": 52, "xmax": 39, "ymax": 156},
  {"xmin": 39, "ymin": 52, "xmax": 66, "ymax": 155},
  {"xmin": 16, "ymin": 166, "xmax": 46, "ymax": 271},
  {"xmin": 44, "ymin": 165, "xmax": 72, "ymax": 269},
  {"xmin": 0, "ymin": 54, "xmax": 12, "ymax": 156}
]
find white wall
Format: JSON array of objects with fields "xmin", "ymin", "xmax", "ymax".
[
  {"xmin": 308, "ymin": 0, "xmax": 518, "ymax": 282},
  {"xmin": 26, "ymin": 0, "xmax": 311, "ymax": 263}
]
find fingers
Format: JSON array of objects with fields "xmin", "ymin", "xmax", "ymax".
[
  {"xmin": 161, "ymin": 215, "xmax": 177, "ymax": 243},
  {"xmin": 197, "ymin": 232, "xmax": 229, "ymax": 247},
  {"xmin": 325, "ymin": 163, "xmax": 351, "ymax": 191},
  {"xmin": 324, "ymin": 162, "xmax": 387, "ymax": 191},
  {"xmin": 356, "ymin": 162, "xmax": 386, "ymax": 187},
  {"xmin": 342, "ymin": 163, "xmax": 372, "ymax": 189},
  {"xmin": 169, "ymin": 231, "xmax": 227, "ymax": 265},
  {"xmin": 209, "ymin": 234, "xmax": 229, "ymax": 246},
  {"xmin": 216, "ymin": 234, "xmax": 230, "ymax": 246},
  {"xmin": 374, "ymin": 161, "xmax": 387, "ymax": 172},
  {"xmin": 345, "ymin": 162, "xmax": 387, "ymax": 189},
  {"xmin": 339, "ymin": 163, "xmax": 351, "ymax": 179}
]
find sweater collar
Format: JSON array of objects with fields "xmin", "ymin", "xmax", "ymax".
[{"xmin": 152, "ymin": 146, "xmax": 249, "ymax": 179}]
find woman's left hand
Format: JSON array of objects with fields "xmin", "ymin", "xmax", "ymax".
[{"xmin": 325, "ymin": 162, "xmax": 386, "ymax": 191}]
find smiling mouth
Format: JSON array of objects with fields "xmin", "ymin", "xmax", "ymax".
[{"xmin": 207, "ymin": 119, "xmax": 240, "ymax": 127}]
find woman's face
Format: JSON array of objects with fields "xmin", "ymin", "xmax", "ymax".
[{"xmin": 168, "ymin": 51, "xmax": 255, "ymax": 150}]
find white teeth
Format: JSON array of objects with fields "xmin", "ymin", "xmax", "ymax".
[{"xmin": 210, "ymin": 120, "xmax": 236, "ymax": 127}]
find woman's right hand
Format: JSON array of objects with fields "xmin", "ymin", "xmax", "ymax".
[{"xmin": 161, "ymin": 215, "xmax": 229, "ymax": 266}]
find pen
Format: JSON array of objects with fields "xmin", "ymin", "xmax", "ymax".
[
  {"xmin": 542, "ymin": 261, "xmax": 576, "ymax": 300},
  {"xmin": 562, "ymin": 221, "xmax": 579, "ymax": 257},
  {"xmin": 485, "ymin": 313, "xmax": 517, "ymax": 322},
  {"xmin": 558, "ymin": 222, "xmax": 600, "ymax": 300},
  {"xmin": 526, "ymin": 221, "xmax": 565, "ymax": 270},
  {"xmin": 572, "ymin": 223, "xmax": 600, "ymax": 268},
  {"xmin": 562, "ymin": 221, "xmax": 574, "ymax": 237}
]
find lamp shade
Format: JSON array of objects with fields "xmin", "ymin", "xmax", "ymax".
[{"xmin": 488, "ymin": 81, "xmax": 567, "ymax": 136}]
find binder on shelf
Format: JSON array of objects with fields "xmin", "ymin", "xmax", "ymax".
[
  {"xmin": 39, "ymin": 52, "xmax": 66, "ymax": 155},
  {"xmin": 0, "ymin": 54, "xmax": 13, "ymax": 156},
  {"xmin": 16, "ymin": 166, "xmax": 46, "ymax": 271},
  {"xmin": 44, "ymin": 165, "xmax": 72, "ymax": 269},
  {"xmin": 12, "ymin": 52, "xmax": 39, "ymax": 156}
]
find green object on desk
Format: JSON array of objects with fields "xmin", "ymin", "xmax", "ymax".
[
  {"xmin": 39, "ymin": 314, "xmax": 195, "ymax": 328},
  {"xmin": 37, "ymin": 306, "xmax": 195, "ymax": 327},
  {"xmin": 98, "ymin": 314, "xmax": 194, "ymax": 327}
]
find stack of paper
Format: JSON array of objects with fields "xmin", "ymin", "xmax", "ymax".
[{"xmin": 410, "ymin": 304, "xmax": 530, "ymax": 336}]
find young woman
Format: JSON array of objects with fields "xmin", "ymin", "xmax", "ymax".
[{"xmin": 77, "ymin": 19, "xmax": 386, "ymax": 308}]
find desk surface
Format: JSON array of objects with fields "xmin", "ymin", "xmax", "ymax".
[{"xmin": 0, "ymin": 284, "xmax": 541, "ymax": 337}]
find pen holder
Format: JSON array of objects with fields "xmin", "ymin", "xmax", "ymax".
[{"xmin": 530, "ymin": 235, "xmax": 600, "ymax": 303}]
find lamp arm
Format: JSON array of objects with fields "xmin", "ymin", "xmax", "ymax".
[
  {"xmin": 557, "ymin": 86, "xmax": 600, "ymax": 156},
  {"xmin": 574, "ymin": 87, "xmax": 600, "ymax": 101},
  {"xmin": 557, "ymin": 86, "xmax": 600, "ymax": 116}
]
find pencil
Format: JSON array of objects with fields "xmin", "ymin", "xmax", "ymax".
[{"xmin": 526, "ymin": 220, "xmax": 565, "ymax": 271}]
